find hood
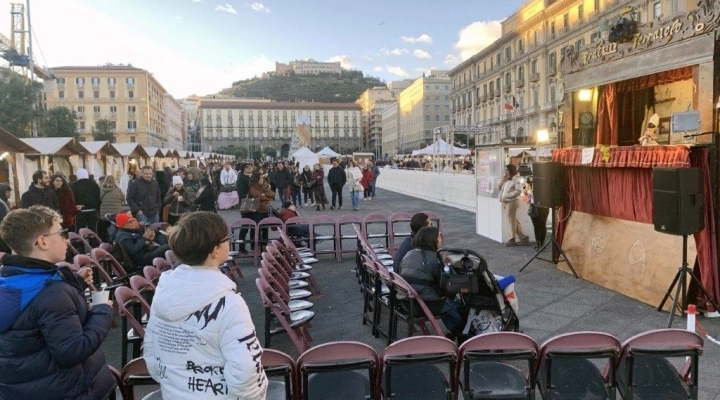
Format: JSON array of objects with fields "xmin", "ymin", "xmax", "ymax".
[
  {"xmin": 151, "ymin": 265, "xmax": 236, "ymax": 322},
  {"xmin": 76, "ymin": 168, "xmax": 89, "ymax": 180},
  {"xmin": 0, "ymin": 183, "xmax": 9, "ymax": 202},
  {"xmin": 101, "ymin": 186, "xmax": 115, "ymax": 194}
]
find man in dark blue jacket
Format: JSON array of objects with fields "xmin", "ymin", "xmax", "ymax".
[
  {"xmin": 0, "ymin": 206, "xmax": 115, "ymax": 400},
  {"xmin": 392, "ymin": 212, "xmax": 431, "ymax": 274},
  {"xmin": 20, "ymin": 170, "xmax": 59, "ymax": 211},
  {"xmin": 114, "ymin": 212, "xmax": 169, "ymax": 270},
  {"xmin": 126, "ymin": 165, "xmax": 162, "ymax": 225}
]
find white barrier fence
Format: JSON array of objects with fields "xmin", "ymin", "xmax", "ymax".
[{"xmin": 375, "ymin": 168, "xmax": 476, "ymax": 212}]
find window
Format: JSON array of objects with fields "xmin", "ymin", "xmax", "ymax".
[
  {"xmin": 110, "ymin": 106, "xmax": 117, "ymax": 114},
  {"xmin": 534, "ymin": 30, "xmax": 538, "ymax": 45},
  {"xmin": 444, "ymin": 115, "xmax": 450, "ymax": 121},
  {"xmin": 425, "ymin": 114, "xmax": 430, "ymax": 121},
  {"xmin": 631, "ymin": 11, "xmax": 641, "ymax": 21},
  {"xmin": 591, "ymin": 31, "xmax": 602, "ymax": 42},
  {"xmin": 518, "ymin": 65, "xmax": 524, "ymax": 82},
  {"xmin": 425, "ymin": 105, "xmax": 430, "ymax": 111},
  {"xmin": 239, "ymin": 118, "xmax": 244, "ymax": 128},
  {"xmin": 91, "ymin": 77, "xmax": 100, "ymax": 87},
  {"xmin": 517, "ymin": 39, "xmax": 524, "ymax": 54},
  {"xmin": 531, "ymin": 59, "xmax": 538, "ymax": 74},
  {"xmin": 575, "ymin": 38, "xmax": 585, "ymax": 51},
  {"xmin": 93, "ymin": 106, "xmax": 101, "ymax": 115},
  {"xmin": 550, "ymin": 21, "xmax": 556, "ymax": 37},
  {"xmin": 78, "ymin": 91, "xmax": 84, "ymax": 99},
  {"xmin": 505, "ymin": 46, "xmax": 511, "ymax": 60},
  {"xmin": 127, "ymin": 121, "xmax": 137, "ymax": 131},
  {"xmin": 76, "ymin": 77, "xmax": 85, "ymax": 86},
  {"xmin": 653, "ymin": 1, "xmax": 662, "ymax": 19},
  {"xmin": 57, "ymin": 77, "xmax": 65, "ymax": 85},
  {"xmin": 79, "ymin": 121, "xmax": 85, "ymax": 131},
  {"xmin": 578, "ymin": 4, "xmax": 584, "ymax": 19},
  {"xmin": 58, "ymin": 91, "xmax": 64, "ymax": 99},
  {"xmin": 93, "ymin": 91, "xmax": 99, "ymax": 99},
  {"xmin": 496, "ymin": 53, "xmax": 501, "ymax": 66},
  {"xmin": 108, "ymin": 77, "xmax": 116, "ymax": 87},
  {"xmin": 594, "ymin": 0, "xmax": 600, "ymax": 11},
  {"xmin": 435, "ymin": 95, "xmax": 440, "ymax": 101},
  {"xmin": 126, "ymin": 77, "xmax": 135, "ymax": 86},
  {"xmin": 435, "ymin": 115, "xmax": 440, "ymax": 121},
  {"xmin": 130, "ymin": 136, "xmax": 135, "ymax": 143},
  {"xmin": 128, "ymin": 105, "xmax": 136, "ymax": 115},
  {"xmin": 445, "ymin": 85, "xmax": 449, "ymax": 90},
  {"xmin": 77, "ymin": 106, "xmax": 85, "ymax": 114},
  {"xmin": 109, "ymin": 121, "xmax": 116, "ymax": 131},
  {"xmin": 549, "ymin": 52, "xmax": 557, "ymax": 70},
  {"xmin": 435, "ymin": 105, "xmax": 440, "ymax": 111},
  {"xmin": 128, "ymin": 91, "xmax": 134, "ymax": 99},
  {"xmin": 563, "ymin": 13, "xmax": 569, "ymax": 30},
  {"xmin": 505, "ymin": 72, "xmax": 511, "ymax": 89}
]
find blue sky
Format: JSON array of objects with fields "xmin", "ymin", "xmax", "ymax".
[{"xmin": 0, "ymin": 0, "xmax": 525, "ymax": 98}]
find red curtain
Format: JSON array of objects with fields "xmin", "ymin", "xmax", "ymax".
[
  {"xmin": 616, "ymin": 66, "xmax": 693, "ymax": 93},
  {"xmin": 690, "ymin": 148, "xmax": 719, "ymax": 310},
  {"xmin": 596, "ymin": 84, "xmax": 617, "ymax": 145}
]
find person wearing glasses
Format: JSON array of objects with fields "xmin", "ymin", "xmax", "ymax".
[
  {"xmin": 144, "ymin": 212, "xmax": 268, "ymax": 400},
  {"xmin": 0, "ymin": 206, "xmax": 116, "ymax": 400},
  {"xmin": 114, "ymin": 212, "xmax": 170, "ymax": 271}
]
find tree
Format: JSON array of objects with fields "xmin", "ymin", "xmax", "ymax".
[
  {"xmin": 38, "ymin": 106, "xmax": 78, "ymax": 138},
  {"xmin": 0, "ymin": 67, "xmax": 42, "ymax": 137},
  {"xmin": 264, "ymin": 148, "xmax": 277, "ymax": 158},
  {"xmin": 92, "ymin": 118, "xmax": 116, "ymax": 142}
]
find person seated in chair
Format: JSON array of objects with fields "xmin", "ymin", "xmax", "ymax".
[
  {"xmin": 113, "ymin": 212, "xmax": 170, "ymax": 270},
  {"xmin": 277, "ymin": 201, "xmax": 310, "ymax": 240},
  {"xmin": 399, "ymin": 226, "xmax": 463, "ymax": 338}
]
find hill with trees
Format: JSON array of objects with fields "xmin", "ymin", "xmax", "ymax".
[{"xmin": 218, "ymin": 70, "xmax": 385, "ymax": 103}]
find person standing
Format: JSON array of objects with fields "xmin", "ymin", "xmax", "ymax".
[
  {"xmin": 327, "ymin": 160, "xmax": 346, "ymax": 210},
  {"xmin": 50, "ymin": 174, "xmax": 79, "ymax": 231},
  {"xmin": 273, "ymin": 162, "xmax": 291, "ymax": 203},
  {"xmin": 361, "ymin": 164, "xmax": 373, "ymax": 201},
  {"xmin": 249, "ymin": 173, "xmax": 276, "ymax": 244},
  {"xmin": 345, "ymin": 161, "xmax": 363, "ymax": 211},
  {"xmin": 143, "ymin": 212, "xmax": 268, "ymax": 400},
  {"xmin": 301, "ymin": 165, "xmax": 315, "ymax": 207},
  {"xmin": 20, "ymin": 170, "xmax": 59, "ymax": 211},
  {"xmin": 266, "ymin": 164, "xmax": 277, "ymax": 194},
  {"xmin": 126, "ymin": 165, "xmax": 162, "ymax": 225},
  {"xmin": 290, "ymin": 165, "xmax": 303, "ymax": 207},
  {"xmin": 499, "ymin": 164, "xmax": 529, "ymax": 246},
  {"xmin": 72, "ymin": 168, "xmax": 101, "ymax": 233},
  {"xmin": 311, "ymin": 164, "xmax": 327, "ymax": 211},
  {"xmin": 163, "ymin": 176, "xmax": 191, "ymax": 226},
  {"xmin": 235, "ymin": 163, "xmax": 255, "ymax": 255},
  {"xmin": 370, "ymin": 161, "xmax": 381, "ymax": 199},
  {"xmin": 183, "ymin": 169, "xmax": 200, "ymax": 211},
  {"xmin": 0, "ymin": 206, "xmax": 116, "ymax": 400},
  {"xmin": 98, "ymin": 175, "xmax": 125, "ymax": 242},
  {"xmin": 194, "ymin": 177, "xmax": 216, "ymax": 212}
]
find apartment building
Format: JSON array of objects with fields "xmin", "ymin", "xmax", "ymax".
[
  {"xmin": 382, "ymin": 70, "xmax": 451, "ymax": 156},
  {"xmin": 164, "ymin": 94, "xmax": 184, "ymax": 149},
  {"xmin": 356, "ymin": 87, "xmax": 394, "ymax": 156},
  {"xmin": 197, "ymin": 98, "xmax": 361, "ymax": 157},
  {"xmin": 275, "ymin": 59, "xmax": 342, "ymax": 75},
  {"xmin": 43, "ymin": 65, "xmax": 171, "ymax": 147}
]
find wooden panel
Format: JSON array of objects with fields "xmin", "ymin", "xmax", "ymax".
[{"xmin": 560, "ymin": 211, "xmax": 695, "ymax": 311}]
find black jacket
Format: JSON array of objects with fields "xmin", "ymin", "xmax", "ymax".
[
  {"xmin": 0, "ymin": 255, "xmax": 115, "ymax": 400},
  {"xmin": 274, "ymin": 168, "xmax": 291, "ymax": 189},
  {"xmin": 327, "ymin": 166, "xmax": 347, "ymax": 187},
  {"xmin": 20, "ymin": 184, "xmax": 59, "ymax": 211},
  {"xmin": 399, "ymin": 248, "xmax": 445, "ymax": 308},
  {"xmin": 126, "ymin": 178, "xmax": 162, "ymax": 217},
  {"xmin": 194, "ymin": 185, "xmax": 216, "ymax": 212},
  {"xmin": 71, "ymin": 179, "xmax": 101, "ymax": 210},
  {"xmin": 236, "ymin": 173, "xmax": 252, "ymax": 199}
]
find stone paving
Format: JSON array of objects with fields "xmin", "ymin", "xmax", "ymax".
[{"xmin": 100, "ymin": 184, "xmax": 720, "ymax": 399}]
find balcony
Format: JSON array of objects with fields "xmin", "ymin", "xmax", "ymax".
[
  {"xmin": 547, "ymin": 66, "xmax": 557, "ymax": 76},
  {"xmin": 504, "ymin": 87, "xmax": 512, "ymax": 93},
  {"xmin": 530, "ymin": 73, "xmax": 540, "ymax": 82},
  {"xmin": 479, "ymin": 94, "xmax": 487, "ymax": 103},
  {"xmin": 516, "ymin": 79, "xmax": 525, "ymax": 88}
]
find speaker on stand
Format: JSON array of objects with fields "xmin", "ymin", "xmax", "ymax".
[
  {"xmin": 519, "ymin": 162, "xmax": 578, "ymax": 277},
  {"xmin": 653, "ymin": 167, "xmax": 719, "ymax": 327}
]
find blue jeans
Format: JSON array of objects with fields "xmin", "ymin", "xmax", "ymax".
[
  {"xmin": 291, "ymin": 186, "xmax": 302, "ymax": 206},
  {"xmin": 370, "ymin": 181, "xmax": 377, "ymax": 198},
  {"xmin": 277, "ymin": 187, "xmax": 290, "ymax": 203},
  {"xmin": 350, "ymin": 190, "xmax": 360, "ymax": 209},
  {"xmin": 441, "ymin": 299, "xmax": 463, "ymax": 332},
  {"xmin": 136, "ymin": 212, "xmax": 159, "ymax": 225}
]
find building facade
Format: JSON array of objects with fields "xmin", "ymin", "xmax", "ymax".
[
  {"xmin": 381, "ymin": 103, "xmax": 400, "ymax": 158},
  {"xmin": 164, "ymin": 94, "xmax": 184, "ymax": 150},
  {"xmin": 197, "ymin": 98, "xmax": 362, "ymax": 157},
  {"xmin": 382, "ymin": 70, "xmax": 451, "ymax": 156},
  {"xmin": 43, "ymin": 65, "xmax": 173, "ymax": 147},
  {"xmin": 356, "ymin": 87, "xmax": 395, "ymax": 157},
  {"xmin": 275, "ymin": 60, "xmax": 342, "ymax": 75}
]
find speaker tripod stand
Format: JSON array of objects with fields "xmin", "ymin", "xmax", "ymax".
[
  {"xmin": 657, "ymin": 234, "xmax": 720, "ymax": 328},
  {"xmin": 519, "ymin": 208, "xmax": 578, "ymax": 278}
]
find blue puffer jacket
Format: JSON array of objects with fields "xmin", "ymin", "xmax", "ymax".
[{"xmin": 0, "ymin": 254, "xmax": 116, "ymax": 400}]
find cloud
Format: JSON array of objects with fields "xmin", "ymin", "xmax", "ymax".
[
  {"xmin": 249, "ymin": 2, "xmax": 270, "ymax": 13},
  {"xmin": 325, "ymin": 55, "xmax": 353, "ymax": 69},
  {"xmin": 385, "ymin": 66, "xmax": 409, "ymax": 77},
  {"xmin": 175, "ymin": 15, "xmax": 183, "ymax": 20},
  {"xmin": 215, "ymin": 4, "xmax": 237, "ymax": 13},
  {"xmin": 192, "ymin": 0, "xmax": 202, "ymax": 3},
  {"xmin": 373, "ymin": 66, "xmax": 384, "ymax": 72},
  {"xmin": 413, "ymin": 49, "xmax": 432, "ymax": 60},
  {"xmin": 444, "ymin": 54, "xmax": 461, "ymax": 66},
  {"xmin": 380, "ymin": 48, "xmax": 408, "ymax": 57},
  {"xmin": 454, "ymin": 21, "xmax": 502, "ymax": 60},
  {"xmin": 361, "ymin": 56, "xmax": 374, "ymax": 62},
  {"xmin": 400, "ymin": 34, "xmax": 433, "ymax": 44}
]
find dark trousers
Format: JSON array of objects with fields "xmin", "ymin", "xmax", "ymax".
[
  {"xmin": 303, "ymin": 187, "xmax": 314, "ymax": 204},
  {"xmin": 238, "ymin": 212, "xmax": 255, "ymax": 250},
  {"xmin": 330, "ymin": 185, "xmax": 343, "ymax": 207},
  {"xmin": 251, "ymin": 212, "xmax": 270, "ymax": 243},
  {"xmin": 76, "ymin": 210, "xmax": 98, "ymax": 233},
  {"xmin": 97, "ymin": 219, "xmax": 111, "ymax": 243},
  {"xmin": 531, "ymin": 207, "xmax": 550, "ymax": 245},
  {"xmin": 291, "ymin": 186, "xmax": 302, "ymax": 205}
]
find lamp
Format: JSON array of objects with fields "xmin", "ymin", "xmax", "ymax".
[
  {"xmin": 536, "ymin": 128, "xmax": 549, "ymax": 143},
  {"xmin": 578, "ymin": 89, "xmax": 593, "ymax": 102}
]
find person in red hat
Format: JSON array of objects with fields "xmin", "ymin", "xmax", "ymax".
[{"xmin": 114, "ymin": 212, "xmax": 169, "ymax": 270}]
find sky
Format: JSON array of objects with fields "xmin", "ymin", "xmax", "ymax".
[{"xmin": 0, "ymin": 0, "xmax": 526, "ymax": 99}]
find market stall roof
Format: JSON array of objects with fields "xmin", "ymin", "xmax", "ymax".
[
  {"xmin": 0, "ymin": 127, "xmax": 34, "ymax": 153},
  {"xmin": 111, "ymin": 143, "xmax": 151, "ymax": 158},
  {"xmin": 161, "ymin": 148, "xmax": 180, "ymax": 158},
  {"xmin": 143, "ymin": 146, "xmax": 165, "ymax": 157},
  {"xmin": 411, "ymin": 137, "xmax": 471, "ymax": 156},
  {"xmin": 177, "ymin": 150, "xmax": 189, "ymax": 158},
  {"xmin": 508, "ymin": 148, "xmax": 535, "ymax": 158},
  {"xmin": 78, "ymin": 141, "xmax": 121, "ymax": 157},
  {"xmin": 316, "ymin": 146, "xmax": 341, "ymax": 157},
  {"xmin": 292, "ymin": 147, "xmax": 317, "ymax": 157},
  {"xmin": 21, "ymin": 137, "xmax": 85, "ymax": 156}
]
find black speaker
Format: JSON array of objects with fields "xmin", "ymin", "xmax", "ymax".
[
  {"xmin": 652, "ymin": 167, "xmax": 704, "ymax": 235},
  {"xmin": 532, "ymin": 162, "xmax": 566, "ymax": 208}
]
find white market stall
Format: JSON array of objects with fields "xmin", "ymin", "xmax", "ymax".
[
  {"xmin": 292, "ymin": 147, "xmax": 319, "ymax": 170},
  {"xmin": 78, "ymin": 141, "xmax": 121, "ymax": 179}
]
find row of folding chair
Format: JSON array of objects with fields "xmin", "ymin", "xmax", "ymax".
[
  {"xmin": 259, "ymin": 328, "xmax": 704, "ymax": 400},
  {"xmin": 228, "ymin": 210, "xmax": 442, "ymax": 266}
]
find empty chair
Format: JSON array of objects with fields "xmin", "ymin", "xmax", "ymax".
[
  {"xmin": 297, "ymin": 341, "xmax": 379, "ymax": 400},
  {"xmin": 458, "ymin": 332, "xmax": 539, "ymax": 399},
  {"xmin": 336, "ymin": 214, "xmax": 363, "ymax": 261},
  {"xmin": 78, "ymin": 227, "xmax": 104, "ymax": 248},
  {"xmin": 277, "ymin": 230, "xmax": 315, "ymax": 271},
  {"xmin": 266, "ymin": 242, "xmax": 320, "ymax": 294},
  {"xmin": 99, "ymin": 242, "xmax": 114, "ymax": 253},
  {"xmin": 73, "ymin": 254, "xmax": 117, "ymax": 289},
  {"xmin": 229, "ymin": 217, "xmax": 257, "ymax": 262},
  {"xmin": 152, "ymin": 257, "xmax": 173, "ymax": 272},
  {"xmin": 380, "ymin": 336, "xmax": 458, "ymax": 400},
  {"xmin": 309, "ymin": 215, "xmax": 339, "ymax": 261},
  {"xmin": 255, "ymin": 278, "xmax": 314, "ymax": 353},
  {"xmin": 90, "ymin": 248, "xmax": 131, "ymax": 281},
  {"xmin": 129, "ymin": 275, "xmax": 156, "ymax": 307},
  {"xmin": 262, "ymin": 349, "xmax": 295, "ymax": 400},
  {"xmin": 256, "ymin": 216, "xmax": 285, "ymax": 264},
  {"xmin": 388, "ymin": 271, "xmax": 444, "ymax": 341},
  {"xmin": 120, "ymin": 357, "xmax": 157, "ymax": 400},
  {"xmin": 258, "ymin": 265, "xmax": 312, "ymax": 302},
  {"xmin": 114, "ymin": 286, "xmax": 151, "ymax": 367},
  {"xmin": 616, "ymin": 328, "xmax": 703, "ymax": 400},
  {"xmin": 68, "ymin": 231, "xmax": 93, "ymax": 255},
  {"xmin": 388, "ymin": 211, "xmax": 413, "ymax": 256},
  {"xmin": 164, "ymin": 250, "xmax": 177, "ymax": 265},
  {"xmin": 537, "ymin": 331, "xmax": 621, "ymax": 400},
  {"xmin": 143, "ymin": 265, "xmax": 162, "ymax": 286},
  {"xmin": 363, "ymin": 212, "xmax": 390, "ymax": 248},
  {"xmin": 261, "ymin": 251, "xmax": 309, "ymax": 291}
]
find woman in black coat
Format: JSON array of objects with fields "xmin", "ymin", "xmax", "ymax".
[{"xmin": 193, "ymin": 177, "xmax": 216, "ymax": 212}]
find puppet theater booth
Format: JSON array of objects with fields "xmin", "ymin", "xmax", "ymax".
[{"xmin": 546, "ymin": 3, "xmax": 720, "ymax": 313}]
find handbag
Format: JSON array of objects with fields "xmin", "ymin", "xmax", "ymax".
[
  {"xmin": 239, "ymin": 195, "xmax": 259, "ymax": 213},
  {"xmin": 527, "ymin": 204, "xmax": 539, "ymax": 218}
]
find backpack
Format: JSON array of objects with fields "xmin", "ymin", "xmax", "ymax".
[{"xmin": 111, "ymin": 241, "xmax": 140, "ymax": 274}]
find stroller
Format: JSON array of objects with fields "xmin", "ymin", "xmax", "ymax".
[{"xmin": 437, "ymin": 248, "xmax": 520, "ymax": 336}]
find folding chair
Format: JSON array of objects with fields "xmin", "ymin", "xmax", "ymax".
[
  {"xmin": 108, "ymin": 365, "xmax": 124, "ymax": 400},
  {"xmin": 91, "ymin": 248, "xmax": 132, "ymax": 282},
  {"xmin": 261, "ymin": 251, "xmax": 310, "ymax": 291},
  {"xmin": 152, "ymin": 257, "xmax": 173, "ymax": 272},
  {"xmin": 143, "ymin": 265, "xmax": 161, "ymax": 287},
  {"xmin": 388, "ymin": 271, "xmax": 444, "ymax": 342},
  {"xmin": 120, "ymin": 357, "xmax": 157, "ymax": 400},
  {"xmin": 283, "ymin": 215, "xmax": 311, "ymax": 247},
  {"xmin": 616, "ymin": 328, "xmax": 703, "ymax": 400},
  {"xmin": 267, "ymin": 242, "xmax": 320, "ymax": 295},
  {"xmin": 256, "ymin": 216, "xmax": 285, "ymax": 264},
  {"xmin": 309, "ymin": 215, "xmax": 339, "ymax": 262},
  {"xmin": 263, "ymin": 349, "xmax": 296, "ymax": 400},
  {"xmin": 388, "ymin": 211, "xmax": 413, "ymax": 256},
  {"xmin": 361, "ymin": 256, "xmax": 391, "ymax": 339},
  {"xmin": 69, "ymin": 231, "xmax": 93, "ymax": 255},
  {"xmin": 537, "ymin": 331, "xmax": 621, "ymax": 400},
  {"xmin": 363, "ymin": 212, "xmax": 390, "ymax": 249},
  {"xmin": 258, "ymin": 264, "xmax": 312, "ymax": 301},
  {"xmin": 148, "ymin": 222, "xmax": 170, "ymax": 232},
  {"xmin": 78, "ymin": 227, "xmax": 105, "ymax": 249},
  {"xmin": 114, "ymin": 286, "xmax": 151, "ymax": 367},
  {"xmin": 277, "ymin": 230, "xmax": 316, "ymax": 270},
  {"xmin": 297, "ymin": 341, "xmax": 379, "ymax": 400},
  {"xmin": 73, "ymin": 254, "xmax": 120, "ymax": 290},
  {"xmin": 336, "ymin": 214, "xmax": 363, "ymax": 261},
  {"xmin": 374, "ymin": 260, "xmax": 395, "ymax": 344},
  {"xmin": 255, "ymin": 278, "xmax": 314, "ymax": 353},
  {"xmin": 129, "ymin": 275, "xmax": 156, "ymax": 308},
  {"xmin": 458, "ymin": 332, "xmax": 539, "ymax": 399},
  {"xmin": 229, "ymin": 217, "xmax": 257, "ymax": 264},
  {"xmin": 99, "ymin": 242, "xmax": 114, "ymax": 253},
  {"xmin": 164, "ymin": 250, "xmax": 177, "ymax": 265},
  {"xmin": 380, "ymin": 336, "xmax": 458, "ymax": 400}
]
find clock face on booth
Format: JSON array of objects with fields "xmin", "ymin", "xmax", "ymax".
[{"xmin": 580, "ymin": 112, "xmax": 594, "ymax": 127}]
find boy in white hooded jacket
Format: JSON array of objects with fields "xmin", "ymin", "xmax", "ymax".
[{"xmin": 143, "ymin": 212, "xmax": 267, "ymax": 400}]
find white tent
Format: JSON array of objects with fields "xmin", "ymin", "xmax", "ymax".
[
  {"xmin": 411, "ymin": 137, "xmax": 471, "ymax": 156},
  {"xmin": 317, "ymin": 146, "xmax": 341, "ymax": 157},
  {"xmin": 292, "ymin": 147, "xmax": 319, "ymax": 169}
]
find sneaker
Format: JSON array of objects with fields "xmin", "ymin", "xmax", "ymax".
[
  {"xmin": 304, "ymin": 202, "xmax": 309, "ymax": 207},
  {"xmin": 353, "ymin": 208, "xmax": 359, "ymax": 211},
  {"xmin": 504, "ymin": 239, "xmax": 516, "ymax": 247},
  {"xmin": 330, "ymin": 206, "xmax": 335, "ymax": 210},
  {"xmin": 517, "ymin": 236, "xmax": 530, "ymax": 246},
  {"xmin": 338, "ymin": 206, "xmax": 342, "ymax": 210}
]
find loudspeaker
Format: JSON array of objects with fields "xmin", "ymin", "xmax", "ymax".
[
  {"xmin": 532, "ymin": 162, "xmax": 566, "ymax": 208},
  {"xmin": 652, "ymin": 167, "xmax": 704, "ymax": 235}
]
